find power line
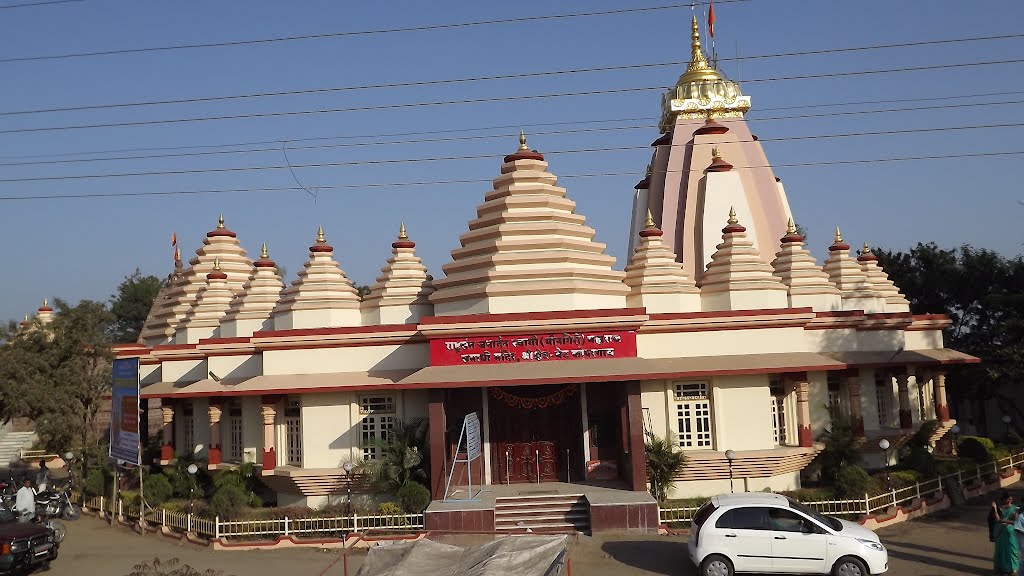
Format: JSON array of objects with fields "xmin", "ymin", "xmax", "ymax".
[
  {"xmin": 0, "ymin": 0, "xmax": 81, "ymax": 9},
  {"xmin": 1, "ymin": 120, "xmax": 1022, "ymax": 172},
  {"xmin": 3, "ymin": 32, "xmax": 1022, "ymax": 117},
  {"xmin": 1, "ymin": 150, "xmax": 1019, "ymax": 201},
  {"xmin": 0, "ymin": 1, "xmax": 752, "ymax": 64},
  {"xmin": 3, "ymin": 88, "xmax": 1021, "ymax": 163},
  {"xmin": 2, "ymin": 57, "xmax": 1021, "ymax": 136}
]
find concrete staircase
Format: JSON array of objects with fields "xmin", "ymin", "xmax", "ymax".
[
  {"xmin": 494, "ymin": 493, "xmax": 590, "ymax": 533},
  {"xmin": 929, "ymin": 419, "xmax": 957, "ymax": 444},
  {"xmin": 0, "ymin": 428, "xmax": 38, "ymax": 467}
]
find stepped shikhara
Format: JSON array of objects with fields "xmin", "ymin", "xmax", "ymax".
[
  {"xmin": 822, "ymin": 229, "xmax": 886, "ymax": 314},
  {"xmin": 176, "ymin": 258, "xmax": 234, "ymax": 343},
  {"xmin": 361, "ymin": 223, "xmax": 434, "ymax": 325},
  {"xmin": 220, "ymin": 243, "xmax": 286, "ymax": 338},
  {"xmin": 857, "ymin": 244, "xmax": 911, "ymax": 313},
  {"xmin": 140, "ymin": 216, "xmax": 252, "ymax": 345},
  {"xmin": 623, "ymin": 210, "xmax": 700, "ymax": 313},
  {"xmin": 698, "ymin": 208, "xmax": 788, "ymax": 311},
  {"xmin": 429, "ymin": 132, "xmax": 628, "ymax": 315},
  {"xmin": 770, "ymin": 219, "xmax": 842, "ymax": 311},
  {"xmin": 271, "ymin": 227, "xmax": 362, "ymax": 330}
]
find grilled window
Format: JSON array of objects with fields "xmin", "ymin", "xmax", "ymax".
[
  {"xmin": 285, "ymin": 398, "xmax": 302, "ymax": 466},
  {"xmin": 875, "ymin": 372, "xmax": 894, "ymax": 428},
  {"xmin": 674, "ymin": 382, "xmax": 712, "ymax": 450},
  {"xmin": 360, "ymin": 394, "xmax": 396, "ymax": 460}
]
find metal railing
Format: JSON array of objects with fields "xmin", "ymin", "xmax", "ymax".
[
  {"xmin": 74, "ymin": 493, "xmax": 423, "ymax": 540},
  {"xmin": 659, "ymin": 451, "xmax": 1024, "ymax": 525}
]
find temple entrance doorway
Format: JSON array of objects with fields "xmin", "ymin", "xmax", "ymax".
[{"xmin": 488, "ymin": 384, "xmax": 583, "ymax": 484}]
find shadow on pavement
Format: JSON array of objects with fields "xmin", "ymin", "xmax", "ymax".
[
  {"xmin": 600, "ymin": 540, "xmax": 695, "ymax": 575},
  {"xmin": 887, "ymin": 548, "xmax": 989, "ymax": 575},
  {"xmin": 885, "ymin": 540, "xmax": 991, "ymax": 563}
]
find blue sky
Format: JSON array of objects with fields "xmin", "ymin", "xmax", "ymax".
[{"xmin": 1, "ymin": 0, "xmax": 1022, "ymax": 323}]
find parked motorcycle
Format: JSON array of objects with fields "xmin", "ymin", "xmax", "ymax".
[{"xmin": 34, "ymin": 482, "xmax": 80, "ymax": 522}]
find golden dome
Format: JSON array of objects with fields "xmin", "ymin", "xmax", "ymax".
[{"xmin": 660, "ymin": 16, "xmax": 750, "ymax": 131}]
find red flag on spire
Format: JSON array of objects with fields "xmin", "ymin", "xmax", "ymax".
[
  {"xmin": 708, "ymin": 0, "xmax": 716, "ymax": 38},
  {"xmin": 171, "ymin": 232, "xmax": 177, "ymax": 246}
]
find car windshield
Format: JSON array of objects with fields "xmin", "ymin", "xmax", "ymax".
[{"xmin": 787, "ymin": 497, "xmax": 843, "ymax": 531}]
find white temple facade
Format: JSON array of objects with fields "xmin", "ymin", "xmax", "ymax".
[{"xmin": 96, "ymin": 17, "xmax": 975, "ymax": 533}]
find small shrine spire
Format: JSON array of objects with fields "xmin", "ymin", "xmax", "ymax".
[
  {"xmin": 518, "ymin": 130, "xmax": 529, "ymax": 151},
  {"xmin": 644, "ymin": 209, "xmax": 655, "ymax": 228},
  {"xmin": 786, "ymin": 218, "xmax": 797, "ymax": 235},
  {"xmin": 213, "ymin": 257, "xmax": 221, "ymax": 271},
  {"xmin": 834, "ymin": 227, "xmax": 843, "ymax": 243},
  {"xmin": 260, "ymin": 243, "xmax": 269, "ymax": 259},
  {"xmin": 217, "ymin": 213, "xmax": 225, "ymax": 229},
  {"xmin": 727, "ymin": 206, "xmax": 738, "ymax": 225},
  {"xmin": 316, "ymin": 225, "xmax": 326, "ymax": 244},
  {"xmin": 398, "ymin": 222, "xmax": 408, "ymax": 240}
]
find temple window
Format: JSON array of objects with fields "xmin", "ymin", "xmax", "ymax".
[
  {"xmin": 827, "ymin": 373, "xmax": 846, "ymax": 423},
  {"xmin": 284, "ymin": 397, "xmax": 302, "ymax": 466},
  {"xmin": 227, "ymin": 399, "xmax": 243, "ymax": 462},
  {"xmin": 673, "ymin": 382, "xmax": 712, "ymax": 450},
  {"xmin": 360, "ymin": 394, "xmax": 396, "ymax": 460},
  {"xmin": 770, "ymin": 378, "xmax": 787, "ymax": 446},
  {"xmin": 875, "ymin": 372, "xmax": 895, "ymax": 428},
  {"xmin": 181, "ymin": 401, "xmax": 194, "ymax": 457}
]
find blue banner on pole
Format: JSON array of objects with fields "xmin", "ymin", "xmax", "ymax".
[{"xmin": 109, "ymin": 358, "xmax": 141, "ymax": 465}]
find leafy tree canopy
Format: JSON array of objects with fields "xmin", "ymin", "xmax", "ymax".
[
  {"xmin": 109, "ymin": 269, "xmax": 163, "ymax": 343},
  {"xmin": 875, "ymin": 242, "xmax": 1024, "ymax": 431}
]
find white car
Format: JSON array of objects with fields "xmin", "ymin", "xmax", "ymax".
[{"xmin": 688, "ymin": 492, "xmax": 887, "ymax": 576}]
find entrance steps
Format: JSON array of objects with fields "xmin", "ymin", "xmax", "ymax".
[
  {"xmin": 0, "ymin": 431, "xmax": 37, "ymax": 467},
  {"xmin": 494, "ymin": 493, "xmax": 589, "ymax": 533}
]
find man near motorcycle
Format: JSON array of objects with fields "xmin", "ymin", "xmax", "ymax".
[
  {"xmin": 35, "ymin": 461, "xmax": 49, "ymax": 494},
  {"xmin": 14, "ymin": 479, "xmax": 35, "ymax": 523}
]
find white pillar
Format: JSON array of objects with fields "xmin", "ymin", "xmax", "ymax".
[{"xmin": 481, "ymin": 387, "xmax": 492, "ymax": 486}]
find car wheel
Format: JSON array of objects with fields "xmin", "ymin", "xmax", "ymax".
[
  {"xmin": 833, "ymin": 556, "xmax": 869, "ymax": 576},
  {"xmin": 49, "ymin": 520, "xmax": 66, "ymax": 543},
  {"xmin": 700, "ymin": 554, "xmax": 734, "ymax": 576}
]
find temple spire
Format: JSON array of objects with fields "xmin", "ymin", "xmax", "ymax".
[
  {"xmin": 398, "ymin": 222, "xmax": 408, "ymax": 240},
  {"xmin": 786, "ymin": 218, "xmax": 797, "ymax": 235},
  {"xmin": 217, "ymin": 213, "xmax": 225, "ymax": 229},
  {"xmin": 687, "ymin": 15, "xmax": 710, "ymax": 74},
  {"xmin": 316, "ymin": 225, "xmax": 326, "ymax": 244},
  {"xmin": 518, "ymin": 130, "xmax": 529, "ymax": 151},
  {"xmin": 260, "ymin": 243, "xmax": 268, "ymax": 259}
]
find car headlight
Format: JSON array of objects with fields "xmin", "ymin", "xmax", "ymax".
[
  {"xmin": 9, "ymin": 541, "xmax": 28, "ymax": 553},
  {"xmin": 857, "ymin": 538, "xmax": 885, "ymax": 552}
]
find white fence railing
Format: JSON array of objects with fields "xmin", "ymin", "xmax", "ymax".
[
  {"xmin": 75, "ymin": 493, "xmax": 423, "ymax": 540},
  {"xmin": 659, "ymin": 451, "xmax": 1024, "ymax": 525}
]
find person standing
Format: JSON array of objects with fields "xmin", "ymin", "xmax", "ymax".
[
  {"xmin": 14, "ymin": 479, "xmax": 35, "ymax": 523},
  {"xmin": 993, "ymin": 492, "xmax": 1020, "ymax": 576},
  {"xmin": 1015, "ymin": 503, "xmax": 1024, "ymax": 566},
  {"xmin": 35, "ymin": 460, "xmax": 49, "ymax": 493}
]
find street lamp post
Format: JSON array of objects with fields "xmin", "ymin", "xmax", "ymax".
[
  {"xmin": 342, "ymin": 462, "xmax": 354, "ymax": 542},
  {"xmin": 725, "ymin": 450, "xmax": 736, "ymax": 494},
  {"xmin": 1002, "ymin": 415, "xmax": 1012, "ymax": 443},
  {"xmin": 878, "ymin": 439, "xmax": 891, "ymax": 491},
  {"xmin": 186, "ymin": 464, "xmax": 198, "ymax": 517},
  {"xmin": 950, "ymin": 424, "xmax": 962, "ymax": 490}
]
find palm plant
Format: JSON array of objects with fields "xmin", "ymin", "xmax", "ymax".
[
  {"xmin": 818, "ymin": 416, "xmax": 861, "ymax": 483},
  {"xmin": 357, "ymin": 418, "xmax": 429, "ymax": 493},
  {"xmin": 645, "ymin": 431, "xmax": 687, "ymax": 503}
]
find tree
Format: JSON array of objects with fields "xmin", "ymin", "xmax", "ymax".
[
  {"xmin": 645, "ymin": 431, "xmax": 687, "ymax": 503},
  {"xmin": 0, "ymin": 299, "xmax": 114, "ymax": 471},
  {"xmin": 357, "ymin": 418, "xmax": 429, "ymax": 493},
  {"xmin": 817, "ymin": 417, "xmax": 860, "ymax": 484},
  {"xmin": 110, "ymin": 270, "xmax": 163, "ymax": 343},
  {"xmin": 875, "ymin": 243, "xmax": 1024, "ymax": 435}
]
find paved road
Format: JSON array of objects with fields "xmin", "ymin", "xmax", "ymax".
[{"xmin": 39, "ymin": 491, "xmax": 1007, "ymax": 576}]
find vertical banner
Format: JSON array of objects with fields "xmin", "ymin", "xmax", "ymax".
[{"xmin": 109, "ymin": 358, "xmax": 141, "ymax": 465}]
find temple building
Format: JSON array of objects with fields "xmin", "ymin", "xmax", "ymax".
[{"xmin": 107, "ymin": 17, "xmax": 975, "ymax": 533}]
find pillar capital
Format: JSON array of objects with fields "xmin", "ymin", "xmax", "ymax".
[
  {"xmin": 207, "ymin": 403, "xmax": 223, "ymax": 424},
  {"xmin": 794, "ymin": 380, "xmax": 810, "ymax": 402},
  {"xmin": 260, "ymin": 404, "xmax": 277, "ymax": 426},
  {"xmin": 160, "ymin": 406, "xmax": 175, "ymax": 425},
  {"xmin": 895, "ymin": 372, "xmax": 910, "ymax": 387}
]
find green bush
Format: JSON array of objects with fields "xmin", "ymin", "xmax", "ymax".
[
  {"xmin": 959, "ymin": 436, "xmax": 997, "ymax": 463},
  {"xmin": 397, "ymin": 482, "xmax": 431, "ymax": 513},
  {"xmin": 378, "ymin": 501, "xmax": 409, "ymax": 525},
  {"xmin": 835, "ymin": 465, "xmax": 874, "ymax": 498},
  {"xmin": 207, "ymin": 483, "xmax": 248, "ymax": 520},
  {"xmin": 84, "ymin": 468, "xmax": 112, "ymax": 498},
  {"xmin": 887, "ymin": 470, "xmax": 921, "ymax": 489},
  {"xmin": 144, "ymin": 473, "xmax": 174, "ymax": 507},
  {"xmin": 779, "ymin": 487, "xmax": 836, "ymax": 502}
]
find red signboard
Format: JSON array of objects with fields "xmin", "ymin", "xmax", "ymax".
[{"xmin": 430, "ymin": 331, "xmax": 637, "ymax": 366}]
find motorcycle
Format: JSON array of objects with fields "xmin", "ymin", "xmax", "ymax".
[{"xmin": 34, "ymin": 483, "xmax": 80, "ymax": 522}]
